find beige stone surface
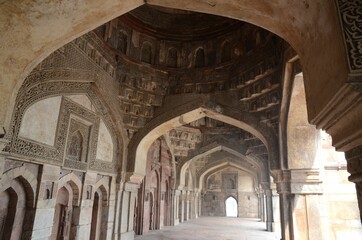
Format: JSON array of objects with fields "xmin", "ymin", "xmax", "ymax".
[
  {"xmin": 66, "ymin": 94, "xmax": 96, "ymax": 112},
  {"xmin": 96, "ymin": 120, "xmax": 114, "ymax": 162},
  {"xmin": 19, "ymin": 96, "xmax": 62, "ymax": 146},
  {"xmin": 0, "ymin": 2, "xmax": 361, "ymax": 240}
]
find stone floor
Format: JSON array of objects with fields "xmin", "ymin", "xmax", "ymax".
[{"xmin": 135, "ymin": 217, "xmax": 280, "ymax": 240}]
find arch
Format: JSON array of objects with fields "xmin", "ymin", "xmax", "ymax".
[
  {"xmin": 0, "ymin": 167, "xmax": 37, "ymax": 208},
  {"xmin": 220, "ymin": 40, "xmax": 232, "ymax": 63},
  {"xmin": 225, "ymin": 196, "xmax": 238, "ymax": 217},
  {"xmin": 1, "ymin": 2, "xmax": 349, "ymax": 154},
  {"xmin": 93, "ymin": 178, "xmax": 110, "ymax": 201},
  {"xmin": 90, "ymin": 191, "xmax": 100, "ymax": 240},
  {"xmin": 194, "ymin": 48, "xmax": 205, "ymax": 68},
  {"xmin": 167, "ymin": 47, "xmax": 178, "ymax": 68},
  {"xmin": 118, "ymin": 31, "xmax": 128, "ymax": 54},
  {"xmin": 141, "ymin": 42, "xmax": 153, "ymax": 64},
  {"xmin": 67, "ymin": 130, "xmax": 83, "ymax": 161},
  {"xmin": 90, "ymin": 184, "xmax": 109, "ymax": 240},
  {"xmin": 198, "ymin": 160, "xmax": 259, "ymax": 191},
  {"xmin": 6, "ymin": 79, "xmax": 124, "ymax": 172},
  {"xmin": 177, "ymin": 144, "xmax": 263, "ymax": 189},
  {"xmin": 57, "ymin": 172, "xmax": 82, "ymax": 206},
  {"xmin": 52, "ymin": 186, "xmax": 71, "ymax": 239},
  {"xmin": 128, "ymin": 97, "xmax": 279, "ymax": 182},
  {"xmin": 0, "ymin": 179, "xmax": 27, "ymax": 240}
]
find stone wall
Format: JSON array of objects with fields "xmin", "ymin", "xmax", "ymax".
[{"xmin": 201, "ymin": 167, "xmax": 258, "ymax": 218}]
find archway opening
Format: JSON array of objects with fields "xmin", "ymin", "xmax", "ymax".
[
  {"xmin": 90, "ymin": 192, "xmax": 100, "ymax": 240},
  {"xmin": 52, "ymin": 187, "xmax": 70, "ymax": 239},
  {"xmin": 225, "ymin": 197, "xmax": 238, "ymax": 217}
]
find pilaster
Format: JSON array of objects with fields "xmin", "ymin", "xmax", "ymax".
[{"xmin": 119, "ymin": 181, "xmax": 140, "ymax": 240}]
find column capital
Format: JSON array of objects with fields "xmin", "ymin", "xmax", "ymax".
[
  {"xmin": 274, "ymin": 170, "xmax": 291, "ymax": 194},
  {"xmin": 346, "ymin": 146, "xmax": 362, "ymax": 183}
]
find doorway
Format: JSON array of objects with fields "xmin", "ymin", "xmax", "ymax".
[{"xmin": 225, "ymin": 197, "xmax": 238, "ymax": 217}]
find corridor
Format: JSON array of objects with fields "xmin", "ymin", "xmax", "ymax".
[{"xmin": 135, "ymin": 217, "xmax": 280, "ymax": 240}]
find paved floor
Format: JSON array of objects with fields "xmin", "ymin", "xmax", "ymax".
[{"xmin": 135, "ymin": 217, "xmax": 280, "ymax": 240}]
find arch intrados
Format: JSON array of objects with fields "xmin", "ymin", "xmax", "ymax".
[
  {"xmin": 130, "ymin": 103, "xmax": 275, "ymax": 182},
  {"xmin": 199, "ymin": 161, "xmax": 257, "ymax": 190}
]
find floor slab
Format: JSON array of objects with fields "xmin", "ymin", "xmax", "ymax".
[{"xmin": 135, "ymin": 217, "xmax": 280, "ymax": 240}]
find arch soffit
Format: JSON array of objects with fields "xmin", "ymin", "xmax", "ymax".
[{"xmin": 128, "ymin": 98, "xmax": 278, "ymax": 182}]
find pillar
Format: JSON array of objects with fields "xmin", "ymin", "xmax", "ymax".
[
  {"xmin": 290, "ymin": 169, "xmax": 324, "ymax": 240},
  {"xmin": 185, "ymin": 191, "xmax": 190, "ymax": 221},
  {"xmin": 346, "ymin": 146, "xmax": 362, "ymax": 223},
  {"xmin": 173, "ymin": 190, "xmax": 180, "ymax": 225},
  {"xmin": 271, "ymin": 182, "xmax": 281, "ymax": 236},
  {"xmin": 275, "ymin": 170, "xmax": 293, "ymax": 240},
  {"xmin": 265, "ymin": 189, "xmax": 273, "ymax": 232},
  {"xmin": 119, "ymin": 182, "xmax": 139, "ymax": 240}
]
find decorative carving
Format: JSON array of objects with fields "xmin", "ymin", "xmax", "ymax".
[
  {"xmin": 336, "ymin": 0, "xmax": 362, "ymax": 74},
  {"xmin": 4, "ymin": 68, "xmax": 118, "ymax": 173}
]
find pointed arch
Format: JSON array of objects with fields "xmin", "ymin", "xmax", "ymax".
[
  {"xmin": 225, "ymin": 196, "xmax": 238, "ymax": 217},
  {"xmin": 118, "ymin": 31, "xmax": 128, "ymax": 54},
  {"xmin": 57, "ymin": 172, "xmax": 82, "ymax": 206},
  {"xmin": 128, "ymin": 96, "xmax": 279, "ymax": 182},
  {"xmin": 141, "ymin": 42, "xmax": 153, "ymax": 64},
  {"xmin": 221, "ymin": 40, "xmax": 232, "ymax": 63},
  {"xmin": 195, "ymin": 48, "xmax": 205, "ymax": 68},
  {"xmin": 167, "ymin": 47, "xmax": 178, "ymax": 68}
]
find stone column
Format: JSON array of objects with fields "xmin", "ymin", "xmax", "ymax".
[
  {"xmin": 271, "ymin": 182, "xmax": 281, "ymax": 236},
  {"xmin": 346, "ymin": 146, "xmax": 362, "ymax": 223},
  {"xmin": 173, "ymin": 190, "xmax": 180, "ymax": 225},
  {"xmin": 119, "ymin": 181, "xmax": 139, "ymax": 240},
  {"xmin": 263, "ymin": 192, "xmax": 267, "ymax": 222},
  {"xmin": 256, "ymin": 189, "xmax": 263, "ymax": 220},
  {"xmin": 179, "ymin": 190, "xmax": 185, "ymax": 223},
  {"xmin": 265, "ymin": 189, "xmax": 273, "ymax": 232},
  {"xmin": 75, "ymin": 172, "xmax": 97, "ymax": 240},
  {"xmin": 185, "ymin": 191, "xmax": 190, "ymax": 221},
  {"xmin": 275, "ymin": 170, "xmax": 293, "ymax": 240},
  {"xmin": 112, "ymin": 182, "xmax": 122, "ymax": 240},
  {"xmin": 290, "ymin": 169, "xmax": 324, "ymax": 240}
]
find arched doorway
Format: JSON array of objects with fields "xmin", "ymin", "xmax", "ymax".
[
  {"xmin": 0, "ymin": 179, "xmax": 27, "ymax": 240},
  {"xmin": 225, "ymin": 197, "xmax": 238, "ymax": 217},
  {"xmin": 52, "ymin": 187, "xmax": 70, "ymax": 240},
  {"xmin": 90, "ymin": 192, "xmax": 100, "ymax": 240}
]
